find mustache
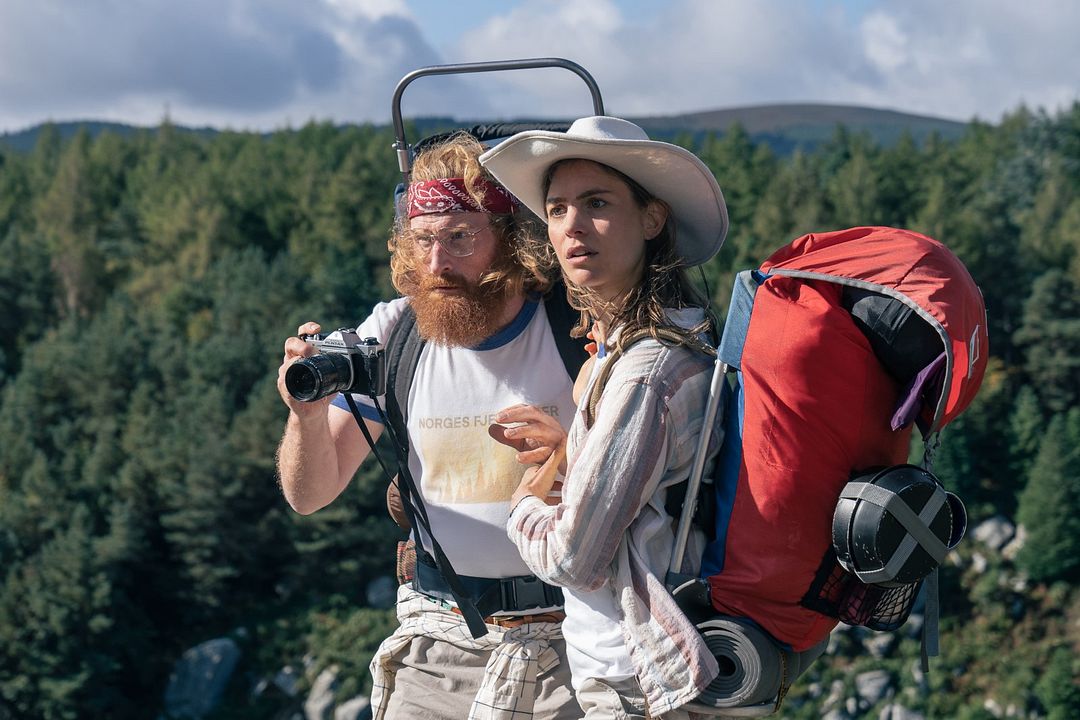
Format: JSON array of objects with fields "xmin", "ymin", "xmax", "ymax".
[{"xmin": 418, "ymin": 271, "xmax": 472, "ymax": 292}]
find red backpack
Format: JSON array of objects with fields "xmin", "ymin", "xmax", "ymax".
[
  {"xmin": 669, "ymin": 226, "xmax": 987, "ymax": 715},
  {"xmin": 701, "ymin": 226, "xmax": 988, "ymax": 650}
]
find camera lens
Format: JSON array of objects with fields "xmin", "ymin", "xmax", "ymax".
[{"xmin": 284, "ymin": 353, "xmax": 353, "ymax": 402}]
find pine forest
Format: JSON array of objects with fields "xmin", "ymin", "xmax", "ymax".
[{"xmin": 1, "ymin": 107, "xmax": 1079, "ymax": 718}]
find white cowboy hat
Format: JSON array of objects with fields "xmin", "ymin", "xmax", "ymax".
[{"xmin": 478, "ymin": 116, "xmax": 728, "ymax": 266}]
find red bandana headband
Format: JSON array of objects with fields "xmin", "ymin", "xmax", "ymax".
[{"xmin": 407, "ymin": 177, "xmax": 517, "ymax": 218}]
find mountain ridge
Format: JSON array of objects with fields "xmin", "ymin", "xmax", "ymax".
[{"xmin": 0, "ymin": 102, "xmax": 969, "ymax": 155}]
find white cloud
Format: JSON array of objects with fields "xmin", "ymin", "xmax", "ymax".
[
  {"xmin": 851, "ymin": 0, "xmax": 1080, "ymax": 120},
  {"xmin": 449, "ymin": 0, "xmax": 858, "ymax": 118},
  {"xmin": 445, "ymin": 0, "xmax": 1078, "ymax": 123},
  {"xmin": 861, "ymin": 12, "xmax": 910, "ymax": 73},
  {"xmin": 0, "ymin": 0, "xmax": 1077, "ymax": 132},
  {"xmin": 0, "ymin": 0, "xmax": 466, "ymax": 132}
]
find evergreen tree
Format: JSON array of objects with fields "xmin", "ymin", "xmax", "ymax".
[
  {"xmin": 1035, "ymin": 646, "xmax": 1080, "ymax": 720},
  {"xmin": 1013, "ymin": 269, "xmax": 1080, "ymax": 414},
  {"xmin": 1007, "ymin": 384, "xmax": 1044, "ymax": 483},
  {"xmin": 1015, "ymin": 409, "xmax": 1080, "ymax": 583},
  {"xmin": 35, "ymin": 129, "xmax": 109, "ymax": 318}
]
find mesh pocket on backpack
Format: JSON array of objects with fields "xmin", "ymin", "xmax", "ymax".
[{"xmin": 800, "ymin": 548, "xmax": 921, "ymax": 632}]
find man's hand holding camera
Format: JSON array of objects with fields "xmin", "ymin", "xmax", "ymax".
[{"xmin": 277, "ymin": 322, "xmax": 328, "ymax": 418}]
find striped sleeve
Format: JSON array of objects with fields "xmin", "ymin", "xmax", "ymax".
[{"xmin": 507, "ymin": 371, "xmax": 671, "ymax": 592}]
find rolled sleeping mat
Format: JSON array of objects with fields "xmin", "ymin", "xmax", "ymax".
[{"xmin": 687, "ymin": 616, "xmax": 828, "ymax": 716}]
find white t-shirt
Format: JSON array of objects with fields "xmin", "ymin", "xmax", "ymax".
[
  {"xmin": 561, "ymin": 309, "xmax": 708, "ymax": 690},
  {"xmin": 331, "ymin": 296, "xmax": 577, "ymax": 578},
  {"xmin": 561, "ymin": 350, "xmax": 636, "ymax": 689}
]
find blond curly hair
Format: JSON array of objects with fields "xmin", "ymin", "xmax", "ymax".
[{"xmin": 388, "ymin": 134, "xmax": 555, "ymax": 298}]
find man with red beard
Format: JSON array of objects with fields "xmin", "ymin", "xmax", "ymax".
[{"xmin": 275, "ymin": 135, "xmax": 579, "ymax": 719}]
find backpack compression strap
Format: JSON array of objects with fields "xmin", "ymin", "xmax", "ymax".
[{"xmin": 543, "ymin": 279, "xmax": 591, "ymax": 381}]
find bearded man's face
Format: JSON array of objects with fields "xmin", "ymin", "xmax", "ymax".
[{"xmin": 405, "ymin": 212, "xmax": 515, "ymax": 347}]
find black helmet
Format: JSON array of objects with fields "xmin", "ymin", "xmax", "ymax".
[{"xmin": 832, "ymin": 465, "xmax": 966, "ymax": 587}]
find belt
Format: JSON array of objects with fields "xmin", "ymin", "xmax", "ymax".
[
  {"xmin": 413, "ymin": 552, "xmax": 564, "ymax": 618},
  {"xmin": 449, "ymin": 607, "xmax": 566, "ymax": 628}
]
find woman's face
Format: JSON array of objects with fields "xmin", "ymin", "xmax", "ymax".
[{"xmin": 544, "ymin": 160, "xmax": 666, "ymax": 304}]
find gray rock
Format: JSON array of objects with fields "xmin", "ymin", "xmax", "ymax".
[
  {"xmin": 163, "ymin": 638, "xmax": 240, "ymax": 719},
  {"xmin": 971, "ymin": 551, "xmax": 988, "ymax": 574},
  {"xmin": 1001, "ymin": 525, "xmax": 1026, "ymax": 561},
  {"xmin": 910, "ymin": 660, "xmax": 927, "ymax": 691},
  {"xmin": 863, "ymin": 631, "xmax": 897, "ymax": 658},
  {"xmin": 304, "ymin": 666, "xmax": 339, "ymax": 720},
  {"xmin": 855, "ymin": 669, "xmax": 893, "ymax": 707},
  {"xmin": 1007, "ymin": 572, "xmax": 1028, "ymax": 593},
  {"xmin": 828, "ymin": 623, "xmax": 857, "ymax": 656},
  {"xmin": 904, "ymin": 613, "xmax": 924, "ymax": 639},
  {"xmin": 822, "ymin": 679, "xmax": 846, "ymax": 710},
  {"xmin": 822, "ymin": 709, "xmax": 851, "ymax": 720},
  {"xmin": 972, "ymin": 516, "xmax": 1015, "ymax": 551},
  {"xmin": 847, "ymin": 696, "xmax": 860, "ymax": 715},
  {"xmin": 334, "ymin": 696, "xmax": 372, "ymax": 720},
  {"xmin": 879, "ymin": 703, "xmax": 925, "ymax": 720},
  {"xmin": 274, "ymin": 665, "xmax": 301, "ymax": 698},
  {"xmin": 984, "ymin": 697, "xmax": 1004, "ymax": 717},
  {"xmin": 366, "ymin": 575, "xmax": 398, "ymax": 609}
]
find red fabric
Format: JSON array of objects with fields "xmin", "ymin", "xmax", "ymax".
[
  {"xmin": 406, "ymin": 177, "xmax": 517, "ymax": 218},
  {"xmin": 707, "ymin": 277, "xmax": 912, "ymax": 650},
  {"xmin": 760, "ymin": 227, "xmax": 988, "ymax": 433}
]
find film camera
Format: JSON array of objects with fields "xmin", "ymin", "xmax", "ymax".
[{"xmin": 284, "ymin": 329, "xmax": 386, "ymax": 402}]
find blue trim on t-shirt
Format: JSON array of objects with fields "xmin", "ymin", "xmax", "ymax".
[
  {"xmin": 329, "ymin": 298, "xmax": 538, "ymax": 417},
  {"xmin": 330, "ymin": 394, "xmax": 384, "ymax": 423},
  {"xmin": 471, "ymin": 298, "xmax": 538, "ymax": 350}
]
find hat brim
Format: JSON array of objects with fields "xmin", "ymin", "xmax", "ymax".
[{"xmin": 479, "ymin": 131, "xmax": 728, "ymax": 267}]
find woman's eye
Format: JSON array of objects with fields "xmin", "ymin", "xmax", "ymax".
[
  {"xmin": 547, "ymin": 205, "xmax": 565, "ymax": 218},
  {"xmin": 447, "ymin": 231, "xmax": 468, "ymax": 242},
  {"xmin": 588, "ymin": 198, "xmax": 606, "ymax": 209}
]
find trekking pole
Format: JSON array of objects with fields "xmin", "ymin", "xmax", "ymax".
[{"xmin": 666, "ymin": 356, "xmax": 729, "ymax": 590}]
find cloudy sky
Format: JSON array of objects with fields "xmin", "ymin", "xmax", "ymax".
[{"xmin": 1, "ymin": 0, "xmax": 1076, "ymax": 134}]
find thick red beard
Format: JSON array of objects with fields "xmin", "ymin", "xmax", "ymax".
[{"xmin": 408, "ymin": 271, "xmax": 511, "ymax": 347}]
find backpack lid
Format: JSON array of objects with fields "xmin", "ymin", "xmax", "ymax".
[{"xmin": 760, "ymin": 226, "xmax": 988, "ymax": 434}]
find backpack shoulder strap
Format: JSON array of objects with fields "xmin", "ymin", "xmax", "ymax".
[
  {"xmin": 382, "ymin": 303, "xmax": 424, "ymax": 455},
  {"xmin": 542, "ymin": 280, "xmax": 590, "ymax": 381},
  {"xmin": 584, "ymin": 326, "xmax": 715, "ymax": 428}
]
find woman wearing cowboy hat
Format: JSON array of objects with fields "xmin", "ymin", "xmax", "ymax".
[{"xmin": 480, "ymin": 117, "xmax": 729, "ymax": 718}]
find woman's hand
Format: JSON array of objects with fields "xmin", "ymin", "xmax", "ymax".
[
  {"xmin": 488, "ymin": 403, "xmax": 567, "ymax": 468},
  {"xmin": 489, "ymin": 403, "xmax": 568, "ymax": 507},
  {"xmin": 510, "ymin": 444, "xmax": 567, "ymax": 509}
]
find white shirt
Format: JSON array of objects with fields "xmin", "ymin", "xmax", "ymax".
[{"xmin": 333, "ymin": 296, "xmax": 577, "ymax": 578}]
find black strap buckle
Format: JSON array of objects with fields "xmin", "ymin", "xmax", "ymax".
[
  {"xmin": 498, "ymin": 575, "xmax": 563, "ymax": 612},
  {"xmin": 414, "ymin": 552, "xmax": 563, "ymax": 616}
]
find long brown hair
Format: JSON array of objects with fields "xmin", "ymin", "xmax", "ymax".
[
  {"xmin": 388, "ymin": 134, "xmax": 553, "ymax": 298},
  {"xmin": 542, "ymin": 159, "xmax": 714, "ymax": 349}
]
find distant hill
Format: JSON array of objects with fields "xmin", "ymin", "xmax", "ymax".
[
  {"xmin": 0, "ymin": 120, "xmax": 221, "ymax": 153},
  {"xmin": 1, "ymin": 104, "xmax": 969, "ymax": 155},
  {"xmin": 633, "ymin": 103, "xmax": 968, "ymax": 152}
]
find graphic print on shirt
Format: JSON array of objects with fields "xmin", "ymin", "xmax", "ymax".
[{"xmin": 416, "ymin": 405, "xmax": 562, "ymax": 504}]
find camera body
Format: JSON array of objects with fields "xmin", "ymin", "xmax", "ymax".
[{"xmin": 284, "ymin": 329, "xmax": 386, "ymax": 402}]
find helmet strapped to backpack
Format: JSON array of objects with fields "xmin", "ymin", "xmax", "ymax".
[{"xmin": 832, "ymin": 464, "xmax": 967, "ymax": 587}]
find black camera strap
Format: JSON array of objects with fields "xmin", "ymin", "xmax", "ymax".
[{"xmin": 343, "ymin": 393, "xmax": 489, "ymax": 639}]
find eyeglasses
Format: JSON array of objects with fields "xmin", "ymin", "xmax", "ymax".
[{"xmin": 405, "ymin": 225, "xmax": 488, "ymax": 258}]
